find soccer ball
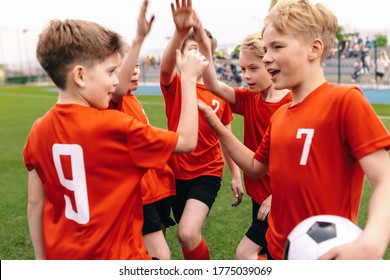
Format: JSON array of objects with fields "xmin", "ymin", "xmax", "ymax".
[{"xmin": 283, "ymin": 215, "xmax": 362, "ymax": 260}]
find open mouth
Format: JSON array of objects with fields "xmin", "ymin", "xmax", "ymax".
[{"xmin": 268, "ymin": 69, "xmax": 280, "ymax": 78}]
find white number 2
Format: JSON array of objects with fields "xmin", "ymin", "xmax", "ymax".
[
  {"xmin": 212, "ymin": 99, "xmax": 220, "ymax": 113},
  {"xmin": 52, "ymin": 144, "xmax": 90, "ymax": 224},
  {"xmin": 296, "ymin": 128, "xmax": 314, "ymax": 165}
]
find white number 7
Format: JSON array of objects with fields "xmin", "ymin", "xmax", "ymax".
[
  {"xmin": 296, "ymin": 128, "xmax": 314, "ymax": 165},
  {"xmin": 52, "ymin": 144, "xmax": 90, "ymax": 224}
]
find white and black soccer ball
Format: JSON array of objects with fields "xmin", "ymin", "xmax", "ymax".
[{"xmin": 283, "ymin": 214, "xmax": 362, "ymax": 260}]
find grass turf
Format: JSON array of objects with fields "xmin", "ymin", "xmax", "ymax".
[{"xmin": 0, "ymin": 85, "xmax": 389, "ymax": 260}]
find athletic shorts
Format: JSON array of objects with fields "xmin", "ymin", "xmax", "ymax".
[
  {"xmin": 245, "ymin": 199, "xmax": 269, "ymax": 248},
  {"xmin": 172, "ymin": 175, "xmax": 221, "ymax": 223},
  {"xmin": 376, "ymin": 72, "xmax": 384, "ymax": 78},
  {"xmin": 142, "ymin": 196, "xmax": 176, "ymax": 235}
]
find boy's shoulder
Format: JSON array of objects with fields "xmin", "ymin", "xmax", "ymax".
[
  {"xmin": 326, "ymin": 82, "xmax": 362, "ymax": 95},
  {"xmin": 322, "ymin": 83, "xmax": 366, "ymax": 106}
]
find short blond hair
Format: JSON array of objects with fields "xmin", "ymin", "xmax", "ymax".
[
  {"xmin": 263, "ymin": 0, "xmax": 338, "ymax": 62},
  {"xmin": 36, "ymin": 19, "xmax": 125, "ymax": 89},
  {"xmin": 240, "ymin": 32, "xmax": 265, "ymax": 58}
]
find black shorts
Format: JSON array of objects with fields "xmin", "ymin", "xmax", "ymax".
[
  {"xmin": 142, "ymin": 196, "xmax": 176, "ymax": 235},
  {"xmin": 172, "ymin": 175, "xmax": 221, "ymax": 223},
  {"xmin": 245, "ymin": 199, "xmax": 269, "ymax": 247},
  {"xmin": 376, "ymin": 72, "xmax": 384, "ymax": 78}
]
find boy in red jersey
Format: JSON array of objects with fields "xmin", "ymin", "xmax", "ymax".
[
  {"xmin": 23, "ymin": 17, "xmax": 208, "ymax": 259},
  {"xmin": 198, "ymin": 0, "xmax": 390, "ymax": 260},
  {"xmin": 160, "ymin": 0, "xmax": 243, "ymax": 260},
  {"xmin": 196, "ymin": 26, "xmax": 291, "ymax": 259},
  {"xmin": 110, "ymin": 0, "xmax": 175, "ymax": 260}
]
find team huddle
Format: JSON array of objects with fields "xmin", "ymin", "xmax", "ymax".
[{"xmin": 23, "ymin": 0, "xmax": 390, "ymax": 260}]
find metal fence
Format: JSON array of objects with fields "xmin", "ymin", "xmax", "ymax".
[{"xmin": 1, "ymin": 45, "xmax": 389, "ymax": 87}]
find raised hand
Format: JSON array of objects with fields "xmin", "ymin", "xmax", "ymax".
[
  {"xmin": 176, "ymin": 49, "xmax": 209, "ymax": 81},
  {"xmin": 171, "ymin": 0, "xmax": 196, "ymax": 34},
  {"xmin": 136, "ymin": 0, "xmax": 155, "ymax": 41}
]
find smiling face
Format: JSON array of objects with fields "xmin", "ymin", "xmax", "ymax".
[
  {"xmin": 128, "ymin": 64, "xmax": 141, "ymax": 92},
  {"xmin": 239, "ymin": 50, "xmax": 272, "ymax": 93},
  {"xmin": 81, "ymin": 53, "xmax": 121, "ymax": 109},
  {"xmin": 262, "ymin": 24, "xmax": 310, "ymax": 91}
]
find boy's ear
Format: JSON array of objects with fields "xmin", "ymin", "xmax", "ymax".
[
  {"xmin": 72, "ymin": 65, "xmax": 86, "ymax": 87},
  {"xmin": 308, "ymin": 38, "xmax": 324, "ymax": 61}
]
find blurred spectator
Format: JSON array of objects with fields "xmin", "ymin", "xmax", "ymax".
[
  {"xmin": 351, "ymin": 57, "xmax": 364, "ymax": 82},
  {"xmin": 347, "ymin": 35, "xmax": 361, "ymax": 58},
  {"xmin": 365, "ymin": 36, "xmax": 373, "ymax": 49},
  {"xmin": 328, "ymin": 37, "xmax": 338, "ymax": 58},
  {"xmin": 144, "ymin": 55, "xmax": 151, "ymax": 69},
  {"xmin": 230, "ymin": 63, "xmax": 242, "ymax": 87},
  {"xmin": 216, "ymin": 49, "xmax": 225, "ymax": 59},
  {"xmin": 339, "ymin": 36, "xmax": 349, "ymax": 58},
  {"xmin": 376, "ymin": 50, "xmax": 389, "ymax": 85},
  {"xmin": 361, "ymin": 48, "xmax": 375, "ymax": 83},
  {"xmin": 362, "ymin": 48, "xmax": 375, "ymax": 74}
]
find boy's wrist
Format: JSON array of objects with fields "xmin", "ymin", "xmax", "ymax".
[
  {"xmin": 180, "ymin": 75, "xmax": 198, "ymax": 84},
  {"xmin": 133, "ymin": 35, "xmax": 145, "ymax": 45},
  {"xmin": 175, "ymin": 29, "xmax": 189, "ymax": 39}
]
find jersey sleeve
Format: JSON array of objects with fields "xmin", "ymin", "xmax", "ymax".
[
  {"xmin": 125, "ymin": 118, "xmax": 179, "ymax": 170},
  {"xmin": 160, "ymin": 73, "xmax": 179, "ymax": 99},
  {"xmin": 254, "ymin": 123, "xmax": 271, "ymax": 165},
  {"xmin": 220, "ymin": 101, "xmax": 234, "ymax": 126},
  {"xmin": 341, "ymin": 87, "xmax": 390, "ymax": 159},
  {"xmin": 23, "ymin": 119, "xmax": 40, "ymax": 171},
  {"xmin": 23, "ymin": 137, "xmax": 34, "ymax": 171},
  {"xmin": 231, "ymin": 87, "xmax": 252, "ymax": 115}
]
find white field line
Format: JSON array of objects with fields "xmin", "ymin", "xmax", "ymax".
[
  {"xmin": 0, "ymin": 92, "xmax": 56, "ymax": 99},
  {"xmin": 2, "ymin": 92, "xmax": 389, "ymax": 118},
  {"xmin": 0, "ymin": 91, "xmax": 164, "ymax": 106},
  {"xmin": 139, "ymin": 101, "xmax": 164, "ymax": 106}
]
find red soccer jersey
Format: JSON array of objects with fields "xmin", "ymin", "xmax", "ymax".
[
  {"xmin": 161, "ymin": 73, "xmax": 234, "ymax": 179},
  {"xmin": 254, "ymin": 82, "xmax": 390, "ymax": 259},
  {"xmin": 231, "ymin": 88, "xmax": 292, "ymax": 204},
  {"xmin": 23, "ymin": 103, "xmax": 178, "ymax": 259},
  {"xmin": 116, "ymin": 93, "xmax": 176, "ymax": 204}
]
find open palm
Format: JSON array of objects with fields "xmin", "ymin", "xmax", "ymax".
[{"xmin": 171, "ymin": 0, "xmax": 195, "ymax": 33}]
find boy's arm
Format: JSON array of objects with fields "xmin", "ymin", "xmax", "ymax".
[
  {"xmin": 221, "ymin": 123, "xmax": 244, "ymax": 207},
  {"xmin": 320, "ymin": 149, "xmax": 390, "ymax": 260},
  {"xmin": 160, "ymin": 0, "xmax": 196, "ymax": 86},
  {"xmin": 173, "ymin": 49, "xmax": 208, "ymax": 153},
  {"xmin": 198, "ymin": 101, "xmax": 267, "ymax": 178},
  {"xmin": 113, "ymin": 0, "xmax": 155, "ymax": 102},
  {"xmin": 27, "ymin": 169, "xmax": 46, "ymax": 260},
  {"xmin": 194, "ymin": 21, "xmax": 236, "ymax": 104}
]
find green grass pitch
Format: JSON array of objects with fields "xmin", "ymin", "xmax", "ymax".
[{"xmin": 0, "ymin": 85, "xmax": 389, "ymax": 260}]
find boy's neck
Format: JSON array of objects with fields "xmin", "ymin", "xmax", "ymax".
[
  {"xmin": 57, "ymin": 89, "xmax": 90, "ymax": 107},
  {"xmin": 263, "ymin": 88, "xmax": 290, "ymax": 103},
  {"xmin": 290, "ymin": 75, "xmax": 326, "ymax": 106}
]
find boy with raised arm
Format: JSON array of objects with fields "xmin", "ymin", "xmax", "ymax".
[
  {"xmin": 159, "ymin": 0, "xmax": 243, "ymax": 260},
  {"xmin": 23, "ymin": 17, "xmax": 208, "ymax": 259},
  {"xmin": 198, "ymin": 0, "xmax": 390, "ymax": 260}
]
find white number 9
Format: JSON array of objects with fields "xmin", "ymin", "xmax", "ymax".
[{"xmin": 52, "ymin": 144, "xmax": 90, "ymax": 224}]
